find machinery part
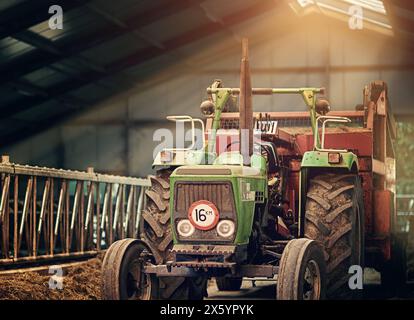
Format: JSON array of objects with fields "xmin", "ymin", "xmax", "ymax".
[
  {"xmin": 140, "ymin": 171, "xmax": 173, "ymax": 264},
  {"xmin": 381, "ymin": 232, "xmax": 407, "ymax": 295},
  {"xmin": 158, "ymin": 276, "xmax": 207, "ymax": 300},
  {"xmin": 101, "ymin": 239, "xmax": 158, "ymax": 300},
  {"xmin": 140, "ymin": 171, "xmax": 207, "ymax": 300},
  {"xmin": 239, "ymin": 38, "xmax": 253, "ymax": 165},
  {"xmin": 305, "ymin": 173, "xmax": 364, "ymax": 299},
  {"xmin": 315, "ymin": 97, "xmax": 331, "ymax": 115},
  {"xmin": 189, "ymin": 277, "xmax": 208, "ymax": 300},
  {"xmin": 200, "ymin": 100, "xmax": 215, "ymax": 116},
  {"xmin": 277, "ymin": 238, "xmax": 326, "ymax": 300},
  {"xmin": 215, "ymin": 277, "xmax": 243, "ymax": 291}
]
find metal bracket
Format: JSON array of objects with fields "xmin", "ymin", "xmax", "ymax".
[
  {"xmin": 314, "ymin": 115, "xmax": 352, "ymax": 152},
  {"xmin": 164, "ymin": 115, "xmax": 206, "ymax": 152}
]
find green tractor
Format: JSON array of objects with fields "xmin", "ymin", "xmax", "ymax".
[{"xmin": 101, "ymin": 39, "xmax": 366, "ymax": 300}]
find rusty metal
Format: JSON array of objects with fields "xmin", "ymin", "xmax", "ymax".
[
  {"xmin": 145, "ymin": 264, "xmax": 278, "ymax": 278},
  {"xmin": 145, "ymin": 265, "xmax": 200, "ymax": 277},
  {"xmin": 237, "ymin": 265, "xmax": 278, "ymax": 278},
  {"xmin": 204, "ymin": 80, "xmax": 396, "ymax": 270},
  {"xmin": 0, "ymin": 157, "xmax": 150, "ymax": 268},
  {"xmin": 238, "ymin": 38, "xmax": 253, "ymax": 165},
  {"xmin": 171, "ymin": 244, "xmax": 236, "ymax": 256},
  {"xmin": 169, "ymin": 261, "xmax": 236, "ymax": 268}
]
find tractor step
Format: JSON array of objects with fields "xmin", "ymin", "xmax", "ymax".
[
  {"xmin": 168, "ymin": 261, "xmax": 236, "ymax": 269},
  {"xmin": 171, "ymin": 244, "xmax": 236, "ymax": 256}
]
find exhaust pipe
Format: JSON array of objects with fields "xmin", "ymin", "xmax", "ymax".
[{"xmin": 239, "ymin": 38, "xmax": 253, "ymax": 165}]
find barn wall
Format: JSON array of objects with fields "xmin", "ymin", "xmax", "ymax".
[{"xmin": 3, "ymin": 21, "xmax": 413, "ymax": 177}]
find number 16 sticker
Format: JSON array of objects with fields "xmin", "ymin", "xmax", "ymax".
[{"xmin": 188, "ymin": 200, "xmax": 219, "ymax": 230}]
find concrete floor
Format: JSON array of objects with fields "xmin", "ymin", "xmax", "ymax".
[{"xmin": 206, "ymin": 269, "xmax": 414, "ymax": 300}]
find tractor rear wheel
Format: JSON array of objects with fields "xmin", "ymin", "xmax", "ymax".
[
  {"xmin": 140, "ymin": 171, "xmax": 207, "ymax": 300},
  {"xmin": 101, "ymin": 239, "xmax": 158, "ymax": 300},
  {"xmin": 215, "ymin": 277, "xmax": 243, "ymax": 291},
  {"xmin": 277, "ymin": 238, "xmax": 327, "ymax": 300},
  {"xmin": 304, "ymin": 173, "xmax": 364, "ymax": 299}
]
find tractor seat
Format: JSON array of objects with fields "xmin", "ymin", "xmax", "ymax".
[{"xmin": 255, "ymin": 140, "xmax": 279, "ymax": 173}]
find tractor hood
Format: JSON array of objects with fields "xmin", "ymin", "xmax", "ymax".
[{"xmin": 171, "ymin": 165, "xmax": 263, "ymax": 178}]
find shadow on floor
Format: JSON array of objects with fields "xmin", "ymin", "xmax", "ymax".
[{"xmin": 207, "ymin": 281, "xmax": 414, "ymax": 300}]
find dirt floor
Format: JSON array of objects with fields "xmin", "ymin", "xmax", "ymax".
[
  {"xmin": 0, "ymin": 256, "xmax": 103, "ymax": 300},
  {"xmin": 0, "ymin": 254, "xmax": 413, "ymax": 300}
]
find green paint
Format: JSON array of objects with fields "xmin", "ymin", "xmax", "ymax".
[
  {"xmin": 157, "ymin": 84, "xmax": 354, "ymax": 252},
  {"xmin": 170, "ymin": 154, "xmax": 267, "ymax": 245},
  {"xmin": 301, "ymin": 150, "xmax": 358, "ymax": 171},
  {"xmin": 207, "ymin": 87, "xmax": 323, "ymax": 148},
  {"xmin": 207, "ymin": 90, "xmax": 231, "ymax": 154}
]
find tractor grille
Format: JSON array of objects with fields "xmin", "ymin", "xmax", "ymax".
[{"xmin": 174, "ymin": 182, "xmax": 236, "ymax": 243}]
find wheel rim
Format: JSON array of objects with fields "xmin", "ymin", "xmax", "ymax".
[
  {"xmin": 302, "ymin": 259, "xmax": 321, "ymax": 300},
  {"xmin": 125, "ymin": 251, "xmax": 152, "ymax": 300}
]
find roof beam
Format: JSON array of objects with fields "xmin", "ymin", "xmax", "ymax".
[
  {"xmin": 0, "ymin": 0, "xmax": 280, "ymax": 144},
  {"xmin": 84, "ymin": 1, "xmax": 210, "ymax": 72},
  {"xmin": 0, "ymin": 0, "xmax": 200, "ymax": 87},
  {"xmin": 383, "ymin": 0, "xmax": 414, "ymax": 51},
  {"xmin": 387, "ymin": 0, "xmax": 414, "ymax": 11},
  {"xmin": 107, "ymin": 0, "xmax": 280, "ymax": 73},
  {"xmin": 7, "ymin": 80, "xmax": 49, "ymax": 98},
  {"xmin": 0, "ymin": 0, "xmax": 87, "ymax": 39},
  {"xmin": 85, "ymin": 2, "xmax": 166, "ymax": 49},
  {"xmin": 13, "ymin": 30, "xmax": 107, "ymax": 73},
  {"xmin": 0, "ymin": 0, "xmax": 279, "ymax": 119}
]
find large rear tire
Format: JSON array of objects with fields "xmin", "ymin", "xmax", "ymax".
[
  {"xmin": 277, "ymin": 238, "xmax": 327, "ymax": 300},
  {"xmin": 304, "ymin": 173, "xmax": 364, "ymax": 299},
  {"xmin": 101, "ymin": 239, "xmax": 158, "ymax": 300},
  {"xmin": 215, "ymin": 277, "xmax": 243, "ymax": 291},
  {"xmin": 140, "ymin": 171, "xmax": 207, "ymax": 300}
]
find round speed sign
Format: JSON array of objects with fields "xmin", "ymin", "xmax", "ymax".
[{"xmin": 188, "ymin": 200, "xmax": 219, "ymax": 230}]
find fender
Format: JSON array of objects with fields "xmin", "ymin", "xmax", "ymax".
[{"xmin": 301, "ymin": 150, "xmax": 358, "ymax": 172}]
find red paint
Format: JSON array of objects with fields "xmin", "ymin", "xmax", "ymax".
[{"xmin": 188, "ymin": 200, "xmax": 219, "ymax": 231}]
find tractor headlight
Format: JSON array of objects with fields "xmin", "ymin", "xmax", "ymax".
[
  {"xmin": 216, "ymin": 220, "xmax": 235, "ymax": 238},
  {"xmin": 177, "ymin": 219, "xmax": 195, "ymax": 237}
]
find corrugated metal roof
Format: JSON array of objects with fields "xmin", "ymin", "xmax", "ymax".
[{"xmin": 0, "ymin": 0, "xmax": 412, "ymax": 146}]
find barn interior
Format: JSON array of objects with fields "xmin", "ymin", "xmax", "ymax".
[{"xmin": 0, "ymin": 0, "xmax": 413, "ymax": 300}]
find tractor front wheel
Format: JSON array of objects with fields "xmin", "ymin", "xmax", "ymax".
[
  {"xmin": 277, "ymin": 238, "xmax": 327, "ymax": 300},
  {"xmin": 140, "ymin": 171, "xmax": 207, "ymax": 300},
  {"xmin": 101, "ymin": 239, "xmax": 158, "ymax": 300}
]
